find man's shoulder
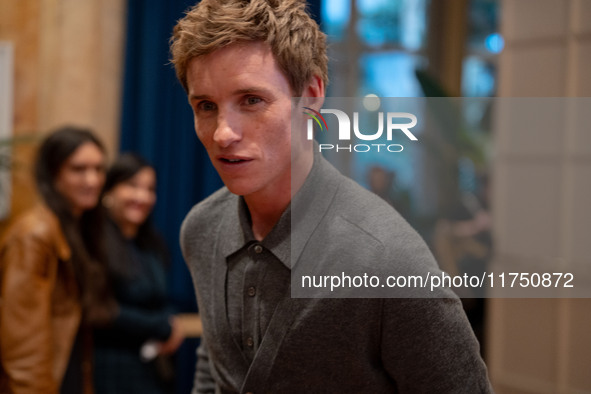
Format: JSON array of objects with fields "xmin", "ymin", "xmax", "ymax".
[
  {"xmin": 181, "ymin": 187, "xmax": 235, "ymax": 232},
  {"xmin": 179, "ymin": 187, "xmax": 238, "ymax": 265},
  {"xmin": 332, "ymin": 175, "xmax": 414, "ymax": 245},
  {"xmin": 319, "ymin": 170, "xmax": 439, "ymax": 273},
  {"xmin": 300, "ymin": 164, "xmax": 442, "ymax": 297},
  {"xmin": 311, "ymin": 157, "xmax": 422, "ymax": 253}
]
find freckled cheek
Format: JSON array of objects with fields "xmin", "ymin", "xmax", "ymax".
[
  {"xmin": 193, "ymin": 115, "xmax": 204, "ymax": 139},
  {"xmin": 195, "ymin": 127, "xmax": 219, "ymax": 159},
  {"xmin": 265, "ymin": 118, "xmax": 292, "ymax": 145},
  {"xmin": 194, "ymin": 118, "xmax": 214, "ymax": 144}
]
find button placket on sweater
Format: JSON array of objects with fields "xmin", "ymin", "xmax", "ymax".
[{"xmin": 241, "ymin": 243, "xmax": 264, "ymax": 360}]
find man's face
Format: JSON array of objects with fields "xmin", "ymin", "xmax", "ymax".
[{"xmin": 186, "ymin": 42, "xmax": 309, "ymax": 200}]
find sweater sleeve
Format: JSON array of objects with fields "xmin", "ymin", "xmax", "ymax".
[
  {"xmin": 381, "ymin": 297, "xmax": 493, "ymax": 393},
  {"xmin": 192, "ymin": 336, "xmax": 216, "ymax": 394}
]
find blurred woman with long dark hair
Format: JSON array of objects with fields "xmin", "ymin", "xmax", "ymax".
[
  {"xmin": 0, "ymin": 126, "xmax": 115, "ymax": 394},
  {"xmin": 94, "ymin": 153, "xmax": 184, "ymax": 394}
]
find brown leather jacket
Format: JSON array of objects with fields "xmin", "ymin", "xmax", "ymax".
[{"xmin": 0, "ymin": 204, "xmax": 93, "ymax": 394}]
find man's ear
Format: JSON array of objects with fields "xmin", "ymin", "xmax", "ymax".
[{"xmin": 301, "ymin": 74, "xmax": 325, "ymax": 110}]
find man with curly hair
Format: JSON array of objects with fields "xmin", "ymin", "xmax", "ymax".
[{"xmin": 173, "ymin": 1, "xmax": 492, "ymax": 392}]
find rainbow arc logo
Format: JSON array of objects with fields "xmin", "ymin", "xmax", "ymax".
[{"xmin": 303, "ymin": 107, "xmax": 328, "ymax": 132}]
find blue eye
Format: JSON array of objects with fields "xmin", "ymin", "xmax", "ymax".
[
  {"xmin": 198, "ymin": 101, "xmax": 217, "ymax": 111},
  {"xmin": 246, "ymin": 96, "xmax": 262, "ymax": 105}
]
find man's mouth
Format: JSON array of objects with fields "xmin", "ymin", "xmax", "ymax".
[{"xmin": 219, "ymin": 156, "xmax": 252, "ymax": 164}]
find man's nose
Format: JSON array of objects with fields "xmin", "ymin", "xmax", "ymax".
[{"xmin": 213, "ymin": 114, "xmax": 241, "ymax": 148}]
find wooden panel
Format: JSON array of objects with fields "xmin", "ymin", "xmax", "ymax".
[{"xmin": 0, "ymin": 0, "xmax": 125, "ymax": 231}]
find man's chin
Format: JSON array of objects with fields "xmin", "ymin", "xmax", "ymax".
[{"xmin": 223, "ymin": 182, "xmax": 252, "ymax": 197}]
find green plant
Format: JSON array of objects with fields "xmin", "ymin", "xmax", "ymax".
[{"xmin": 0, "ymin": 134, "xmax": 37, "ymax": 219}]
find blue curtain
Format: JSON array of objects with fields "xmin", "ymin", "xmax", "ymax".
[
  {"xmin": 121, "ymin": 0, "xmax": 221, "ymax": 308},
  {"xmin": 120, "ymin": 1, "xmax": 321, "ymax": 392},
  {"xmin": 120, "ymin": 1, "xmax": 222, "ymax": 392}
]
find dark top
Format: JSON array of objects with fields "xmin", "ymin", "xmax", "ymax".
[
  {"xmin": 94, "ymin": 221, "xmax": 173, "ymax": 394},
  {"xmin": 60, "ymin": 329, "xmax": 83, "ymax": 394}
]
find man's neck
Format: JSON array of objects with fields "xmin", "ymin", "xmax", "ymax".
[
  {"xmin": 245, "ymin": 151, "xmax": 313, "ymax": 241},
  {"xmin": 245, "ymin": 194, "xmax": 290, "ymax": 241}
]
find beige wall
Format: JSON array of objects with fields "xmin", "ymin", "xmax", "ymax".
[
  {"xmin": 0, "ymin": 0, "xmax": 126, "ymax": 225},
  {"xmin": 488, "ymin": 0, "xmax": 591, "ymax": 392}
]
